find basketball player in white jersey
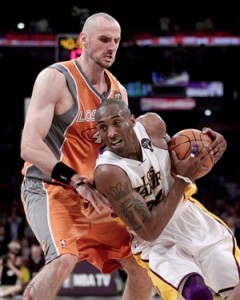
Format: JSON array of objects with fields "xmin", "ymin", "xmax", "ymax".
[{"xmin": 94, "ymin": 99, "xmax": 240, "ymax": 300}]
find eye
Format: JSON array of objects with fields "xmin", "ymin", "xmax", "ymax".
[
  {"xmin": 99, "ymin": 125, "xmax": 107, "ymax": 132},
  {"xmin": 99, "ymin": 37, "xmax": 110, "ymax": 43},
  {"xmin": 113, "ymin": 120, "xmax": 121, "ymax": 126},
  {"xmin": 114, "ymin": 38, "xmax": 121, "ymax": 44}
]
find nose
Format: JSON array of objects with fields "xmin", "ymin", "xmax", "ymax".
[
  {"xmin": 108, "ymin": 40, "xmax": 117, "ymax": 51},
  {"xmin": 107, "ymin": 126, "xmax": 116, "ymax": 138}
]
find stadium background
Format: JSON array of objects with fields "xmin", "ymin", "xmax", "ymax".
[{"xmin": 0, "ymin": 1, "xmax": 240, "ymax": 298}]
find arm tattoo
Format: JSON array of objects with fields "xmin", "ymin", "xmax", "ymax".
[
  {"xmin": 108, "ymin": 181, "xmax": 130, "ymax": 201},
  {"xmin": 107, "ymin": 181, "xmax": 149, "ymax": 231},
  {"xmin": 120, "ymin": 198, "xmax": 149, "ymax": 230}
]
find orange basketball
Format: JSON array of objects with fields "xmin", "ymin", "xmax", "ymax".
[{"xmin": 168, "ymin": 128, "xmax": 214, "ymax": 169}]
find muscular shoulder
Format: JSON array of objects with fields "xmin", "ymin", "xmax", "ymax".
[
  {"xmin": 136, "ymin": 113, "xmax": 165, "ymax": 132},
  {"xmin": 136, "ymin": 113, "xmax": 169, "ymax": 146},
  {"xmin": 32, "ymin": 66, "xmax": 72, "ymax": 115},
  {"xmin": 34, "ymin": 67, "xmax": 68, "ymax": 99},
  {"xmin": 36, "ymin": 67, "xmax": 65, "ymax": 85}
]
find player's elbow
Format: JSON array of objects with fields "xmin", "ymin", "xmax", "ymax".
[
  {"xmin": 20, "ymin": 142, "xmax": 31, "ymax": 161},
  {"xmin": 20, "ymin": 146, "xmax": 27, "ymax": 161}
]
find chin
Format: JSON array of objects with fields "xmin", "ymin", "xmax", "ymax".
[{"xmin": 104, "ymin": 62, "xmax": 113, "ymax": 68}]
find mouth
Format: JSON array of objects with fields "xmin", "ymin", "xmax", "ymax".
[
  {"xmin": 110, "ymin": 138, "xmax": 122, "ymax": 149},
  {"xmin": 104, "ymin": 54, "xmax": 114, "ymax": 62}
]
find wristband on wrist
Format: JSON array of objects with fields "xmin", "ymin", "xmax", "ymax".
[
  {"xmin": 51, "ymin": 162, "xmax": 76, "ymax": 185},
  {"xmin": 74, "ymin": 181, "xmax": 85, "ymax": 189},
  {"xmin": 176, "ymin": 174, "xmax": 192, "ymax": 184}
]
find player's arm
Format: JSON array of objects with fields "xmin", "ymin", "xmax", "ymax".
[
  {"xmin": 136, "ymin": 112, "xmax": 171, "ymax": 146},
  {"xmin": 202, "ymin": 127, "xmax": 227, "ymax": 164},
  {"xmin": 20, "ymin": 68, "xmax": 88, "ymax": 183},
  {"xmin": 21, "ymin": 68, "xmax": 68, "ymax": 176},
  {"xmin": 21, "ymin": 68, "xmax": 110, "ymax": 212},
  {"xmin": 94, "ymin": 164, "xmax": 193, "ymax": 241},
  {"xmin": 138, "ymin": 113, "xmax": 211, "ymax": 179}
]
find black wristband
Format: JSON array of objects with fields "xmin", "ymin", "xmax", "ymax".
[{"xmin": 51, "ymin": 162, "xmax": 76, "ymax": 185}]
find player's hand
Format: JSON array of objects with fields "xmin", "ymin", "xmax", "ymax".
[
  {"xmin": 75, "ymin": 182, "xmax": 112, "ymax": 213},
  {"xmin": 170, "ymin": 144, "xmax": 212, "ymax": 180},
  {"xmin": 202, "ymin": 127, "xmax": 227, "ymax": 163}
]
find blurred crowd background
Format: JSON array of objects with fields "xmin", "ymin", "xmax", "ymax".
[{"xmin": 0, "ymin": 0, "xmax": 240, "ymax": 297}]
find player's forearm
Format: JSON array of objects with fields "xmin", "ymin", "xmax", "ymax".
[
  {"xmin": 21, "ymin": 140, "xmax": 58, "ymax": 177},
  {"xmin": 112, "ymin": 178, "xmax": 188, "ymax": 242},
  {"xmin": 21, "ymin": 138, "xmax": 87, "ymax": 186}
]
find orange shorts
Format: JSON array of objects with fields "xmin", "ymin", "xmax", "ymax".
[{"xmin": 21, "ymin": 178, "xmax": 132, "ymax": 273}]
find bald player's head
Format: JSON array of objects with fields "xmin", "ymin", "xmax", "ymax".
[{"xmin": 82, "ymin": 13, "xmax": 120, "ymax": 35}]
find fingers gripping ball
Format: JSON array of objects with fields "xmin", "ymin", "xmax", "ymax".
[{"xmin": 168, "ymin": 128, "xmax": 214, "ymax": 169}]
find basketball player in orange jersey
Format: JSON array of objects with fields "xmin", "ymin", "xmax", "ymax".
[
  {"xmin": 94, "ymin": 99, "xmax": 240, "ymax": 300},
  {"xmin": 20, "ymin": 13, "xmax": 154, "ymax": 299}
]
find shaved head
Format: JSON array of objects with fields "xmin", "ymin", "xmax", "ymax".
[
  {"xmin": 79, "ymin": 12, "xmax": 121, "ymax": 69},
  {"xmin": 82, "ymin": 12, "xmax": 120, "ymax": 35}
]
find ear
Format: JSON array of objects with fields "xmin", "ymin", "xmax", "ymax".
[
  {"xmin": 130, "ymin": 114, "xmax": 136, "ymax": 127},
  {"xmin": 79, "ymin": 32, "xmax": 86, "ymax": 46}
]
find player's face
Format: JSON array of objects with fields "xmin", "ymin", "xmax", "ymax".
[
  {"xmin": 87, "ymin": 23, "xmax": 121, "ymax": 69},
  {"xmin": 97, "ymin": 107, "xmax": 136, "ymax": 156}
]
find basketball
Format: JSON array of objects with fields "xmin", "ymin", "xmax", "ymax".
[{"xmin": 168, "ymin": 128, "xmax": 214, "ymax": 169}]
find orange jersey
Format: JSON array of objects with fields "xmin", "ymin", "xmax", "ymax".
[
  {"xmin": 21, "ymin": 60, "xmax": 132, "ymax": 273},
  {"xmin": 22, "ymin": 59, "xmax": 123, "ymax": 181}
]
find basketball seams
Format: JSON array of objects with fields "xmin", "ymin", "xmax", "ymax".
[{"xmin": 168, "ymin": 128, "xmax": 214, "ymax": 170}]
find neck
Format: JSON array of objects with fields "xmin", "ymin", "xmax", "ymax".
[
  {"xmin": 78, "ymin": 58, "xmax": 108, "ymax": 93},
  {"xmin": 129, "ymin": 141, "xmax": 142, "ymax": 160},
  {"xmin": 107, "ymin": 139, "xmax": 142, "ymax": 161}
]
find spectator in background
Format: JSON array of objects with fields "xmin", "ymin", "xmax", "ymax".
[
  {"xmin": 6, "ymin": 211, "xmax": 24, "ymax": 241},
  {"xmin": 0, "ymin": 248, "xmax": 30, "ymax": 298},
  {"xmin": 0, "ymin": 224, "xmax": 10, "ymax": 256},
  {"xmin": 20, "ymin": 237, "xmax": 31, "ymax": 261},
  {"xmin": 28, "ymin": 244, "xmax": 45, "ymax": 279},
  {"xmin": 7, "ymin": 241, "xmax": 21, "ymax": 256}
]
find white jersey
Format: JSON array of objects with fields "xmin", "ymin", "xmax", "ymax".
[
  {"xmin": 96, "ymin": 121, "xmax": 175, "ymax": 206},
  {"xmin": 95, "ymin": 121, "xmax": 240, "ymax": 300}
]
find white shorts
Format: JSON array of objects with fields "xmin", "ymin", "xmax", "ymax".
[{"xmin": 132, "ymin": 198, "xmax": 240, "ymax": 300}]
